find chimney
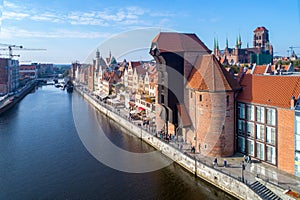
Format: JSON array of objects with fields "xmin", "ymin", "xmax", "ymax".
[{"xmin": 291, "ymin": 96, "xmax": 295, "ymax": 109}]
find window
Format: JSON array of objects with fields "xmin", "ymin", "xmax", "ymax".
[
  {"xmin": 266, "ymin": 145, "xmax": 276, "ymax": 164},
  {"xmin": 199, "ymin": 94, "xmax": 202, "ymax": 102},
  {"xmin": 238, "ymin": 120, "xmax": 245, "ymax": 135},
  {"xmin": 226, "ymin": 95, "xmax": 229, "ymax": 107},
  {"xmin": 247, "ymin": 139, "xmax": 254, "ymax": 156},
  {"xmin": 161, "ymin": 94, "xmax": 164, "ymax": 104},
  {"xmin": 238, "ymin": 136, "xmax": 245, "ymax": 153},
  {"xmin": 238, "ymin": 103, "xmax": 245, "ymax": 119},
  {"xmin": 296, "ymin": 117, "xmax": 300, "ymax": 135},
  {"xmin": 246, "ymin": 105, "xmax": 255, "ymax": 121},
  {"xmin": 296, "ymin": 134, "xmax": 300, "ymax": 151},
  {"xmin": 295, "ymin": 152, "xmax": 300, "ymax": 177},
  {"xmin": 266, "ymin": 108, "xmax": 276, "ymax": 126},
  {"xmin": 190, "ymin": 91, "xmax": 193, "ymax": 98},
  {"xmin": 266, "ymin": 126, "xmax": 276, "ymax": 145},
  {"xmin": 246, "ymin": 122, "xmax": 255, "ymax": 137},
  {"xmin": 256, "ymin": 124, "xmax": 265, "ymax": 141},
  {"xmin": 256, "ymin": 142, "xmax": 265, "ymax": 160},
  {"xmin": 256, "ymin": 106, "xmax": 265, "ymax": 123}
]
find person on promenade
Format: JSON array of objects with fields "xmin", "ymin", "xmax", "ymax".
[
  {"xmin": 223, "ymin": 159, "xmax": 227, "ymax": 168},
  {"xmin": 191, "ymin": 146, "xmax": 195, "ymax": 153},
  {"xmin": 246, "ymin": 155, "xmax": 251, "ymax": 164},
  {"xmin": 213, "ymin": 157, "xmax": 218, "ymax": 167}
]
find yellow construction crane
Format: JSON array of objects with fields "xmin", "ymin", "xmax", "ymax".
[{"xmin": 0, "ymin": 43, "xmax": 46, "ymax": 59}]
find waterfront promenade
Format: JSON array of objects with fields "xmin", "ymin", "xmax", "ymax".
[{"xmin": 75, "ymin": 83, "xmax": 300, "ymax": 200}]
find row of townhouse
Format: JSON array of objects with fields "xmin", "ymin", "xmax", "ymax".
[{"xmin": 71, "ymin": 50, "xmax": 158, "ymax": 117}]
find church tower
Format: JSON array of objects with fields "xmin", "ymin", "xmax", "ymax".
[
  {"xmin": 95, "ymin": 49, "xmax": 100, "ymax": 71},
  {"xmin": 253, "ymin": 26, "xmax": 269, "ymax": 48}
]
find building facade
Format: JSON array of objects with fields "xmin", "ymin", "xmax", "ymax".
[
  {"xmin": 0, "ymin": 58, "xmax": 19, "ymax": 94},
  {"xmin": 150, "ymin": 32, "xmax": 240, "ymax": 156},
  {"xmin": 19, "ymin": 64, "xmax": 38, "ymax": 79},
  {"xmin": 237, "ymin": 71, "xmax": 300, "ymax": 177}
]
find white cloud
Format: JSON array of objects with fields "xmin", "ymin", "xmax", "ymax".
[
  {"xmin": 30, "ymin": 13, "xmax": 65, "ymax": 23},
  {"xmin": 2, "ymin": 11, "xmax": 29, "ymax": 20},
  {"xmin": 0, "ymin": 27, "xmax": 111, "ymax": 39},
  {"xmin": 3, "ymin": 1, "xmax": 20, "ymax": 9},
  {"xmin": 1, "ymin": 2, "xmax": 174, "ymax": 30}
]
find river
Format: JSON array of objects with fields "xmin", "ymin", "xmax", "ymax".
[{"xmin": 0, "ymin": 85, "xmax": 235, "ymax": 199}]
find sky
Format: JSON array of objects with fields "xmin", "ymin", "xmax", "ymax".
[{"xmin": 0, "ymin": 0, "xmax": 300, "ymax": 64}]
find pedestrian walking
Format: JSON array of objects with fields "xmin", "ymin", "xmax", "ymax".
[
  {"xmin": 223, "ymin": 159, "xmax": 227, "ymax": 168},
  {"xmin": 213, "ymin": 157, "xmax": 218, "ymax": 167}
]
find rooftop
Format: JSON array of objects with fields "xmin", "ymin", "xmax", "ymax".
[
  {"xmin": 254, "ymin": 26, "xmax": 268, "ymax": 32},
  {"xmin": 187, "ymin": 54, "xmax": 241, "ymax": 91},
  {"xmin": 151, "ymin": 32, "xmax": 211, "ymax": 53},
  {"xmin": 237, "ymin": 74, "xmax": 300, "ymax": 108}
]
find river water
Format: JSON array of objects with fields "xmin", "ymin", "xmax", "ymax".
[{"xmin": 0, "ymin": 85, "xmax": 235, "ymax": 199}]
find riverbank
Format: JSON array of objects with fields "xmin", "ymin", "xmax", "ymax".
[
  {"xmin": 75, "ymin": 87, "xmax": 300, "ymax": 199},
  {"xmin": 0, "ymin": 81, "xmax": 37, "ymax": 115}
]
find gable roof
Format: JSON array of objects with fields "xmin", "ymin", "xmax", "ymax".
[
  {"xmin": 254, "ymin": 26, "xmax": 268, "ymax": 32},
  {"xmin": 237, "ymin": 74, "xmax": 300, "ymax": 108},
  {"xmin": 152, "ymin": 32, "xmax": 212, "ymax": 53},
  {"xmin": 187, "ymin": 54, "xmax": 240, "ymax": 91},
  {"xmin": 251, "ymin": 65, "xmax": 267, "ymax": 75}
]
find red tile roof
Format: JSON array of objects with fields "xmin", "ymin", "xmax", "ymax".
[
  {"xmin": 187, "ymin": 55, "xmax": 241, "ymax": 91},
  {"xmin": 152, "ymin": 32, "xmax": 211, "ymax": 53},
  {"xmin": 254, "ymin": 26, "xmax": 268, "ymax": 32},
  {"xmin": 252, "ymin": 65, "xmax": 267, "ymax": 74},
  {"xmin": 237, "ymin": 74, "xmax": 300, "ymax": 108}
]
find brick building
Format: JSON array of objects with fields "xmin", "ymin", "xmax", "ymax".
[
  {"xmin": 237, "ymin": 71, "xmax": 300, "ymax": 177},
  {"xmin": 19, "ymin": 64, "xmax": 38, "ymax": 79},
  {"xmin": 150, "ymin": 32, "xmax": 241, "ymax": 156},
  {"xmin": 0, "ymin": 58, "xmax": 19, "ymax": 94},
  {"xmin": 214, "ymin": 26, "xmax": 273, "ymax": 65}
]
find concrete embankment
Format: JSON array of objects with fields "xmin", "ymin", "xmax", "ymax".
[
  {"xmin": 0, "ymin": 81, "xmax": 37, "ymax": 115},
  {"xmin": 75, "ymin": 87, "xmax": 262, "ymax": 200}
]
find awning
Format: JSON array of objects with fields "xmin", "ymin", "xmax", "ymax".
[
  {"xmin": 99, "ymin": 94, "xmax": 108, "ymax": 100},
  {"xmin": 130, "ymin": 110, "xmax": 140, "ymax": 114},
  {"xmin": 138, "ymin": 107, "xmax": 145, "ymax": 111}
]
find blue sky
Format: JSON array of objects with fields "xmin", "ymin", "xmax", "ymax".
[{"xmin": 0, "ymin": 0, "xmax": 300, "ymax": 64}]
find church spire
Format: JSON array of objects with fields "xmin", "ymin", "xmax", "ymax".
[
  {"xmin": 226, "ymin": 37, "xmax": 229, "ymax": 49},
  {"xmin": 238, "ymin": 34, "xmax": 242, "ymax": 48},
  {"xmin": 214, "ymin": 38, "xmax": 216, "ymax": 49}
]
